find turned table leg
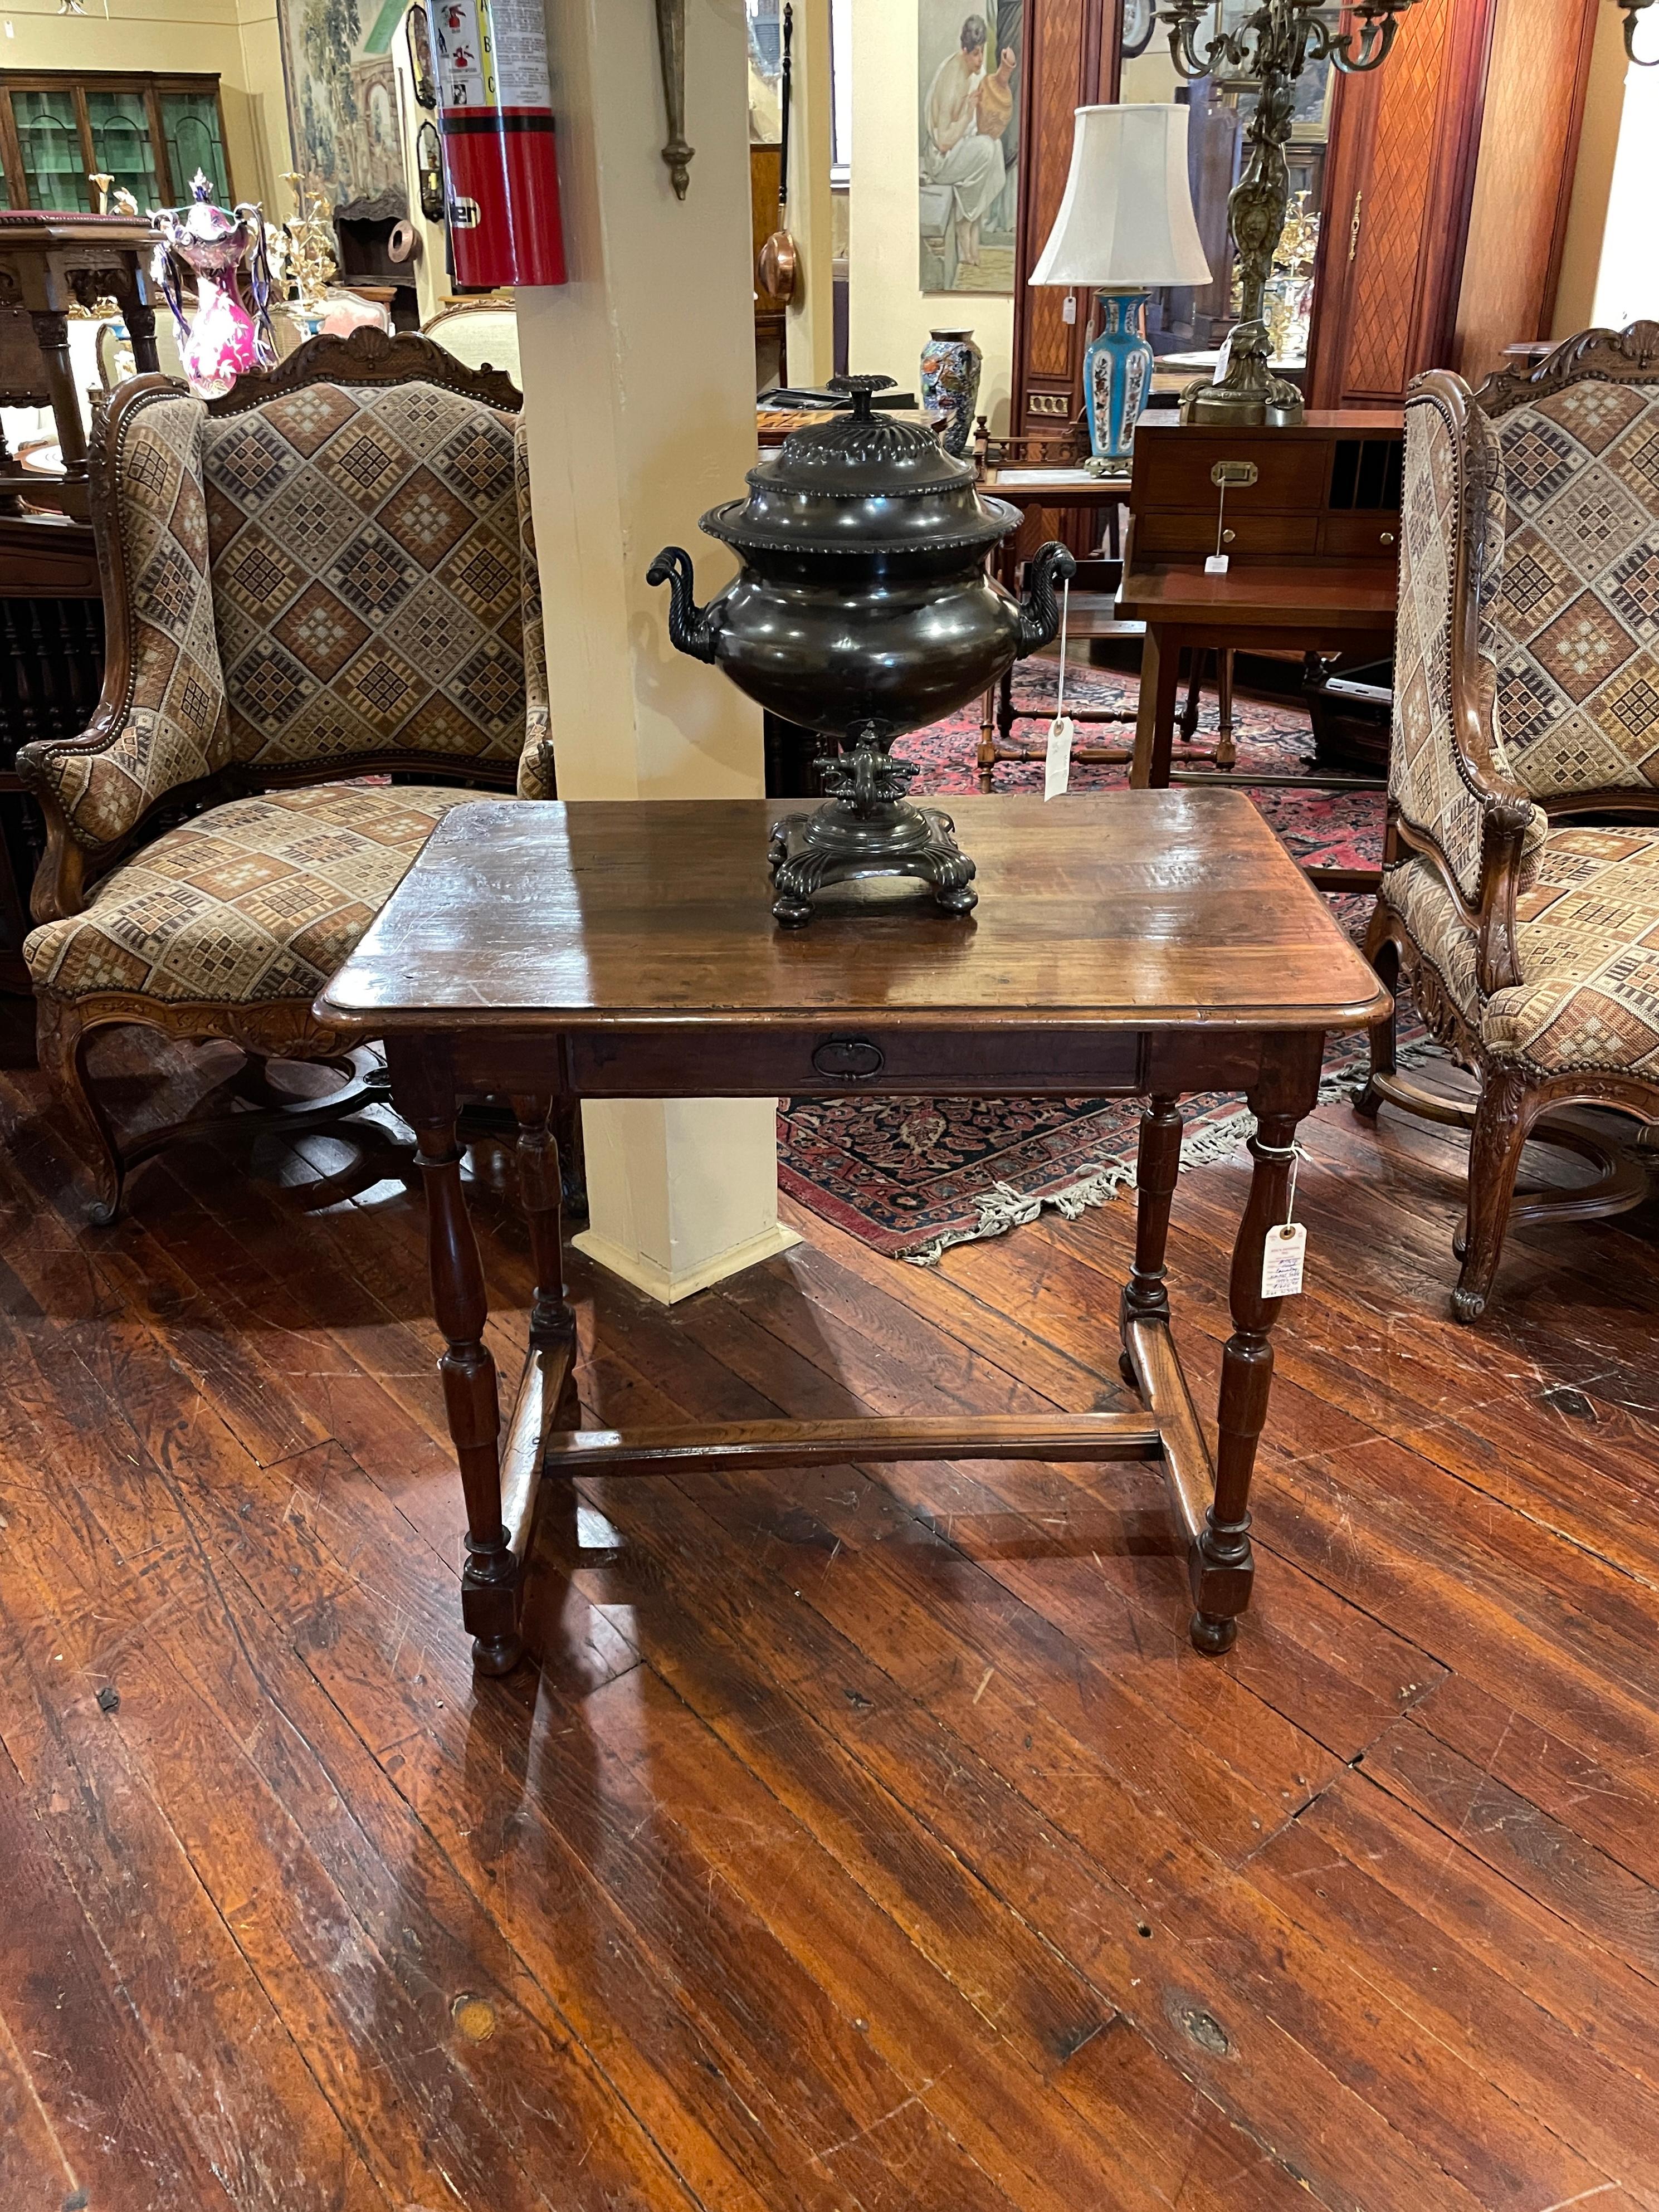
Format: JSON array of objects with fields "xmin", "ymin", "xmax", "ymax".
[
  {"xmin": 1190, "ymin": 1108, "xmax": 1300, "ymax": 1654},
  {"xmin": 1120, "ymin": 1095, "xmax": 1182, "ymax": 1384},
  {"xmin": 413, "ymin": 1110, "xmax": 518, "ymax": 1674},
  {"xmin": 977, "ymin": 685, "xmax": 997, "ymax": 792},
  {"xmin": 1130, "ymin": 624, "xmax": 1183, "ymax": 789},
  {"xmin": 513, "ymin": 1093, "xmax": 579, "ymax": 1418}
]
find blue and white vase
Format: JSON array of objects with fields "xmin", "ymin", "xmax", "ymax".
[
  {"xmin": 1083, "ymin": 291, "xmax": 1154, "ymax": 462},
  {"xmin": 919, "ymin": 326, "xmax": 983, "ymax": 457}
]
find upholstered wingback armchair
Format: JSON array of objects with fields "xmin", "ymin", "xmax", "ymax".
[
  {"xmin": 1475, "ymin": 325, "xmax": 1659, "ymax": 816},
  {"xmin": 18, "ymin": 328, "xmax": 555, "ymax": 1220},
  {"xmin": 1358, "ymin": 358, "xmax": 1659, "ymax": 1320}
]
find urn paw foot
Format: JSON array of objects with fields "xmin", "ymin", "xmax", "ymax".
[{"xmin": 767, "ymin": 802, "xmax": 977, "ymax": 926}]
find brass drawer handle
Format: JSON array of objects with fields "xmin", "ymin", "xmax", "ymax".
[
  {"xmin": 1379, "ymin": 530, "xmax": 1395, "ymax": 545},
  {"xmin": 812, "ymin": 1037, "xmax": 885, "ymax": 1080},
  {"xmin": 1221, "ymin": 528, "xmax": 1236, "ymax": 544}
]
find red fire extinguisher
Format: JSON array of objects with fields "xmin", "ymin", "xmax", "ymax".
[{"xmin": 435, "ymin": 0, "xmax": 567, "ymax": 290}]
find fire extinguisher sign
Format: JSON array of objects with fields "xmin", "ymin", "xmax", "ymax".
[{"xmin": 435, "ymin": 0, "xmax": 567, "ymax": 290}]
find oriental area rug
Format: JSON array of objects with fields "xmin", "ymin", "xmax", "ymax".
[{"xmin": 775, "ymin": 666, "xmax": 1433, "ymax": 1263}]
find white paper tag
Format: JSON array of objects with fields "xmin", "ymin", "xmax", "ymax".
[
  {"xmin": 1261, "ymin": 1222, "xmax": 1306, "ymax": 1298},
  {"xmin": 1062, "ymin": 292, "xmax": 1078, "ymax": 325},
  {"xmin": 1204, "ymin": 553, "xmax": 1230, "ymax": 575},
  {"xmin": 1212, "ymin": 331, "xmax": 1233, "ymax": 385},
  {"xmin": 1044, "ymin": 714, "xmax": 1074, "ymax": 799}
]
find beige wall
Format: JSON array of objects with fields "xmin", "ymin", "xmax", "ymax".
[
  {"xmin": 2, "ymin": 0, "xmax": 293, "ymax": 213},
  {"xmin": 847, "ymin": 0, "xmax": 1013, "ymax": 431},
  {"xmin": 1553, "ymin": 1, "xmax": 1629, "ymax": 338}
]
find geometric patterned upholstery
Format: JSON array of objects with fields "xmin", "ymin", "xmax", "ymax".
[
  {"xmin": 201, "ymin": 381, "xmax": 528, "ymax": 773},
  {"xmin": 21, "ymin": 374, "xmax": 549, "ymax": 856},
  {"xmin": 1488, "ymin": 382, "xmax": 1659, "ymax": 798},
  {"xmin": 1382, "ymin": 826, "xmax": 1659, "ymax": 1078},
  {"xmin": 514, "ymin": 422, "xmax": 556, "ymax": 803},
  {"xmin": 26, "ymin": 389, "xmax": 233, "ymax": 853},
  {"xmin": 1393, "ymin": 387, "xmax": 1492, "ymax": 902},
  {"xmin": 24, "ymin": 784, "xmax": 484, "ymax": 1005}
]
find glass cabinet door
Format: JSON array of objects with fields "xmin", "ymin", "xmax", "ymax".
[
  {"xmin": 160, "ymin": 91, "xmax": 228, "ymax": 203},
  {"xmin": 13, "ymin": 89, "xmax": 87, "ymax": 212},
  {"xmin": 87, "ymin": 87, "xmax": 161, "ymax": 210}
]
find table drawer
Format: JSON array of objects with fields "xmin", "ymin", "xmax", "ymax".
[
  {"xmin": 1134, "ymin": 438, "xmax": 1331, "ymax": 511},
  {"xmin": 1134, "ymin": 511, "xmax": 1320, "ymax": 558},
  {"xmin": 1320, "ymin": 512, "xmax": 1399, "ymax": 558},
  {"xmin": 566, "ymin": 1026, "xmax": 1147, "ymax": 1097}
]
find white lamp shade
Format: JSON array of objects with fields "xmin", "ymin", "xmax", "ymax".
[{"xmin": 1029, "ymin": 104, "xmax": 1212, "ymax": 291}]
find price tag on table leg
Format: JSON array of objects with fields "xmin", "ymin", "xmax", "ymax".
[
  {"xmin": 1261, "ymin": 1222, "xmax": 1306, "ymax": 1297},
  {"xmin": 1044, "ymin": 714, "xmax": 1074, "ymax": 799}
]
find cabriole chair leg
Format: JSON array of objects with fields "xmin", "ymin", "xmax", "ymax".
[
  {"xmin": 1452, "ymin": 1068, "xmax": 1535, "ymax": 1324},
  {"xmin": 34, "ymin": 996, "xmax": 124, "ymax": 1225}
]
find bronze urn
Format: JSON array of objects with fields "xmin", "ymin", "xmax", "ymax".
[{"xmin": 648, "ymin": 374, "xmax": 1075, "ymax": 923}]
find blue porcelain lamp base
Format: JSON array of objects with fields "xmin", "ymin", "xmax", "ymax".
[{"xmin": 1082, "ymin": 291, "xmax": 1154, "ymax": 462}]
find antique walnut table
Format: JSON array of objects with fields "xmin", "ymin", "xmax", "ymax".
[{"xmin": 316, "ymin": 792, "xmax": 1389, "ymax": 1674}]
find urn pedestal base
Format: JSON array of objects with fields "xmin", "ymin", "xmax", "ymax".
[{"xmin": 767, "ymin": 799, "xmax": 977, "ymax": 926}]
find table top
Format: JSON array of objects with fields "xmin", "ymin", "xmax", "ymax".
[
  {"xmin": 1118, "ymin": 559, "xmax": 1398, "ymax": 629},
  {"xmin": 318, "ymin": 794, "xmax": 1388, "ymax": 1037}
]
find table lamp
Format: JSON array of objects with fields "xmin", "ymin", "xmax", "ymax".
[{"xmin": 1029, "ymin": 104, "xmax": 1211, "ymax": 462}]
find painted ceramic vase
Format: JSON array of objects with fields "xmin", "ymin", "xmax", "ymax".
[
  {"xmin": 1084, "ymin": 290, "xmax": 1154, "ymax": 462},
  {"xmin": 919, "ymin": 327, "xmax": 983, "ymax": 458}
]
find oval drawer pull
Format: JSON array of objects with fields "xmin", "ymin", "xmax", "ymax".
[{"xmin": 812, "ymin": 1037, "xmax": 885, "ymax": 1080}]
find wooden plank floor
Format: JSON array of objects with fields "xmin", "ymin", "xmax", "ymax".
[{"xmin": 3, "ymin": 1014, "xmax": 1659, "ymax": 2212}]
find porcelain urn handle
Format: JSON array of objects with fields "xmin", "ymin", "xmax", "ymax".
[
  {"xmin": 647, "ymin": 545, "xmax": 720, "ymax": 663},
  {"xmin": 1016, "ymin": 540, "xmax": 1078, "ymax": 655}
]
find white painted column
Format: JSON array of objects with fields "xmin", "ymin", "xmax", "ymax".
[
  {"xmin": 515, "ymin": 0, "xmax": 798, "ymax": 1303},
  {"xmin": 785, "ymin": 0, "xmax": 837, "ymax": 389}
]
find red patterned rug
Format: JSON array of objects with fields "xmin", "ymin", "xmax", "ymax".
[{"xmin": 775, "ymin": 666, "xmax": 1427, "ymax": 1262}]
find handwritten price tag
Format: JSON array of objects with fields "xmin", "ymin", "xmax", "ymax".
[
  {"xmin": 1044, "ymin": 714, "xmax": 1074, "ymax": 800},
  {"xmin": 1261, "ymin": 1222, "xmax": 1306, "ymax": 1298}
]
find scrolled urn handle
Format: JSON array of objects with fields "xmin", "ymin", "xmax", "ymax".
[
  {"xmin": 1015, "ymin": 540, "xmax": 1079, "ymax": 656},
  {"xmin": 647, "ymin": 545, "xmax": 720, "ymax": 665}
]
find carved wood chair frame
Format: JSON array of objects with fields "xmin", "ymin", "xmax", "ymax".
[
  {"xmin": 18, "ymin": 328, "xmax": 534, "ymax": 1222},
  {"xmin": 1358, "ymin": 362, "xmax": 1659, "ymax": 1320}
]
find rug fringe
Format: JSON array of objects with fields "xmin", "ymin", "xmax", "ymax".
[
  {"xmin": 895, "ymin": 1042, "xmax": 1445, "ymax": 1267},
  {"xmin": 898, "ymin": 1163, "xmax": 1135, "ymax": 1267}
]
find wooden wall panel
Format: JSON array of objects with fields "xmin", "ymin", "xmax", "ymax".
[
  {"xmin": 1023, "ymin": 4, "xmax": 1087, "ymax": 383},
  {"xmin": 1452, "ymin": 0, "xmax": 1598, "ymax": 385},
  {"xmin": 1307, "ymin": 0, "xmax": 1497, "ymax": 409}
]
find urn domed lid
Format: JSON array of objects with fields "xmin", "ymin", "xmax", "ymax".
[{"xmin": 700, "ymin": 374, "xmax": 1018, "ymax": 558}]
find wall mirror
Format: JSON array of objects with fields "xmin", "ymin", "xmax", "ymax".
[{"xmin": 1114, "ymin": 0, "xmax": 1330, "ymax": 374}]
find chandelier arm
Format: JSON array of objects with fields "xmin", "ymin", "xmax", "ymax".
[
  {"xmin": 1165, "ymin": 25, "xmax": 1231, "ymax": 81},
  {"xmin": 1328, "ymin": 18, "xmax": 1403, "ymax": 76},
  {"xmin": 1624, "ymin": 2, "xmax": 1659, "ymax": 67}
]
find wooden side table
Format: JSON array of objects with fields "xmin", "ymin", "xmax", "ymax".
[
  {"xmin": 1119, "ymin": 558, "xmax": 1398, "ymax": 788},
  {"xmin": 0, "ymin": 211, "xmax": 162, "ymax": 521},
  {"xmin": 1119, "ymin": 413, "xmax": 1402, "ymax": 853},
  {"xmin": 317, "ymin": 793, "xmax": 1389, "ymax": 1675}
]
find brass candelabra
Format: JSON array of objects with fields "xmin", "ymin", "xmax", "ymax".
[
  {"xmin": 278, "ymin": 172, "xmax": 338, "ymax": 316},
  {"xmin": 1163, "ymin": 0, "xmax": 1419, "ymax": 427}
]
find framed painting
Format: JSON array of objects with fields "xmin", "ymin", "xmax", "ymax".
[
  {"xmin": 277, "ymin": 0, "xmax": 409, "ymax": 218},
  {"xmin": 918, "ymin": 0, "xmax": 1022, "ymax": 294}
]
